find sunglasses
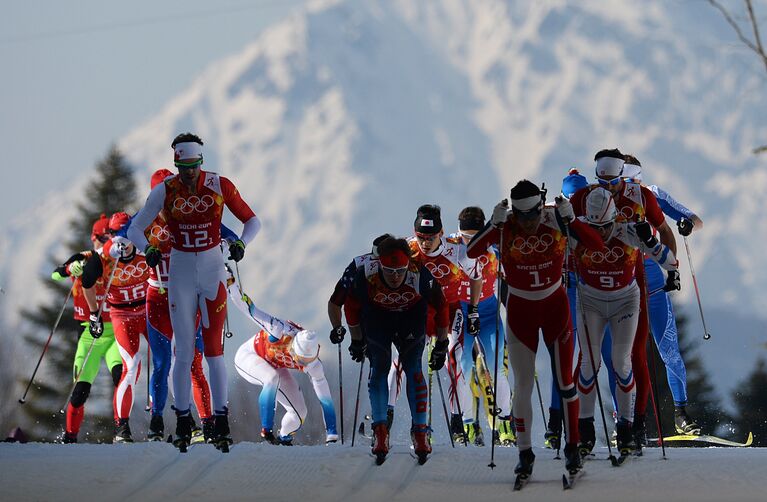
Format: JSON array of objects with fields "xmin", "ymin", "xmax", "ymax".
[
  {"xmin": 95, "ymin": 234, "xmax": 110, "ymax": 243},
  {"xmin": 381, "ymin": 265, "xmax": 408, "ymax": 274},
  {"xmin": 597, "ymin": 176, "xmax": 623, "ymax": 186},
  {"xmin": 588, "ymin": 221, "xmax": 614, "ymax": 230},
  {"xmin": 459, "ymin": 231, "xmax": 478, "ymax": 240},
  {"xmin": 174, "ymin": 159, "xmax": 203, "ymax": 170}
]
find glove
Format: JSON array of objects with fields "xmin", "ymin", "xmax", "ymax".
[
  {"xmin": 228, "ymin": 240, "xmax": 246, "ymax": 262},
  {"xmin": 349, "ymin": 338, "xmax": 366, "ymax": 362},
  {"xmin": 429, "ymin": 338, "xmax": 449, "ymax": 371},
  {"xmin": 555, "ymin": 195, "xmax": 575, "ymax": 224},
  {"xmin": 491, "ymin": 200, "xmax": 509, "ymax": 227},
  {"xmin": 109, "ymin": 236, "xmax": 132, "ymax": 259},
  {"xmin": 677, "ymin": 218, "xmax": 694, "ymax": 237},
  {"xmin": 88, "ymin": 312, "xmax": 104, "ymax": 338},
  {"xmin": 634, "ymin": 221, "xmax": 657, "ymax": 246},
  {"xmin": 144, "ymin": 245, "xmax": 162, "ymax": 268},
  {"xmin": 330, "ymin": 326, "xmax": 346, "ymax": 345},
  {"xmin": 467, "ymin": 304, "xmax": 480, "ymax": 336},
  {"xmin": 66, "ymin": 260, "xmax": 85, "ymax": 278},
  {"xmin": 663, "ymin": 270, "xmax": 681, "ymax": 292}
]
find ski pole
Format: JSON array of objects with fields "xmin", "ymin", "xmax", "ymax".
[
  {"xmin": 534, "ymin": 372, "xmax": 547, "ymax": 432},
  {"xmin": 155, "ymin": 265, "xmax": 165, "ymax": 294},
  {"xmin": 435, "ymin": 368, "xmax": 456, "ymax": 448},
  {"xmin": 59, "ymin": 261, "xmax": 119, "ymax": 414},
  {"xmin": 489, "ymin": 225, "xmax": 503, "ymax": 469},
  {"xmin": 683, "ymin": 236, "xmax": 711, "ymax": 340},
  {"xmin": 351, "ymin": 359, "xmax": 365, "ymax": 447},
  {"xmin": 19, "ymin": 282, "xmax": 76, "ymax": 404},
  {"xmin": 337, "ymin": 343, "xmax": 345, "ymax": 444},
  {"xmin": 145, "ymin": 343, "xmax": 152, "ymax": 412},
  {"xmin": 427, "ymin": 338, "xmax": 434, "ymax": 432},
  {"xmin": 640, "ymin": 269, "xmax": 667, "ymax": 459}
]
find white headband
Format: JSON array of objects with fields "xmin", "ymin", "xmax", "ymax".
[
  {"xmin": 595, "ymin": 156, "xmax": 624, "ymax": 178},
  {"xmin": 174, "ymin": 142, "xmax": 203, "ymax": 161},
  {"xmin": 511, "ymin": 194, "xmax": 541, "ymax": 211},
  {"xmin": 622, "ymin": 163, "xmax": 642, "ymax": 182}
]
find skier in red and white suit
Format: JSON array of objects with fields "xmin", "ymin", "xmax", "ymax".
[
  {"xmin": 127, "ymin": 133, "xmax": 260, "ymax": 447},
  {"xmin": 570, "ymin": 187, "xmax": 678, "ymax": 455},
  {"xmin": 467, "ymin": 180, "xmax": 604, "ymax": 477},
  {"xmin": 408, "ymin": 204, "xmax": 482, "ymax": 441},
  {"xmin": 82, "ymin": 212, "xmax": 150, "ymax": 442},
  {"xmin": 570, "ymin": 148, "xmax": 677, "ymax": 443}
]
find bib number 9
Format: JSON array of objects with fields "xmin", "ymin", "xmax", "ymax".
[{"xmin": 599, "ymin": 275, "xmax": 615, "ymax": 289}]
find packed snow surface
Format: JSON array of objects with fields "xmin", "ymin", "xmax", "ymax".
[{"xmin": 1, "ymin": 442, "xmax": 764, "ymax": 501}]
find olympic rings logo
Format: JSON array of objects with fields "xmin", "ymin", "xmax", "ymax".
[
  {"xmin": 271, "ymin": 350, "xmax": 296, "ymax": 368},
  {"xmin": 374, "ymin": 291, "xmax": 416, "ymax": 306},
  {"xmin": 477, "ymin": 254, "xmax": 491, "ymax": 267},
  {"xmin": 584, "ymin": 246, "xmax": 625, "ymax": 264},
  {"xmin": 618, "ymin": 206, "xmax": 635, "ymax": 221},
  {"xmin": 425, "ymin": 262, "xmax": 451, "ymax": 279},
  {"xmin": 114, "ymin": 262, "xmax": 149, "ymax": 281},
  {"xmin": 173, "ymin": 195, "xmax": 215, "ymax": 214},
  {"xmin": 511, "ymin": 234, "xmax": 553, "ymax": 255},
  {"xmin": 150, "ymin": 225, "xmax": 171, "ymax": 242}
]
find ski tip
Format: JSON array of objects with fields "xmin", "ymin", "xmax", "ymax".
[
  {"xmin": 745, "ymin": 432, "xmax": 754, "ymax": 447},
  {"xmin": 609, "ymin": 455, "xmax": 619, "ymax": 467}
]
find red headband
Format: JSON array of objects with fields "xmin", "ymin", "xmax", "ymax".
[{"xmin": 380, "ymin": 249, "xmax": 409, "ymax": 268}]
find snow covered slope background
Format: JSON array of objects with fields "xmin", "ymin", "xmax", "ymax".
[{"xmin": 1, "ymin": 0, "xmax": 766, "ymax": 430}]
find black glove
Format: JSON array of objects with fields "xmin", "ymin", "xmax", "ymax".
[
  {"xmin": 330, "ymin": 326, "xmax": 346, "ymax": 345},
  {"xmin": 467, "ymin": 304, "xmax": 480, "ymax": 336},
  {"xmin": 228, "ymin": 240, "xmax": 246, "ymax": 262},
  {"xmin": 349, "ymin": 339, "xmax": 366, "ymax": 362},
  {"xmin": 634, "ymin": 221, "xmax": 657, "ymax": 247},
  {"xmin": 429, "ymin": 338, "xmax": 449, "ymax": 371},
  {"xmin": 144, "ymin": 245, "xmax": 162, "ymax": 268},
  {"xmin": 664, "ymin": 270, "xmax": 681, "ymax": 292},
  {"xmin": 677, "ymin": 218, "xmax": 694, "ymax": 237},
  {"xmin": 88, "ymin": 312, "xmax": 104, "ymax": 338}
]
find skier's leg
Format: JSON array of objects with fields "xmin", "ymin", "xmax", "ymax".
[
  {"xmin": 197, "ymin": 248, "xmax": 228, "ymax": 414},
  {"xmin": 631, "ymin": 261, "xmax": 651, "ymax": 418},
  {"xmin": 601, "ymin": 330, "xmax": 619, "ymax": 412},
  {"xmin": 275, "ymin": 369, "xmax": 307, "ymax": 440},
  {"xmin": 146, "ymin": 287, "xmax": 173, "ymax": 416},
  {"xmin": 168, "ymin": 249, "xmax": 200, "ymax": 414},
  {"xmin": 447, "ymin": 305, "xmax": 471, "ymax": 419},
  {"xmin": 303, "ymin": 359, "xmax": 338, "ymax": 437},
  {"xmin": 111, "ymin": 309, "xmax": 145, "ymax": 420},
  {"xmin": 608, "ymin": 287, "xmax": 640, "ymax": 423},
  {"xmin": 366, "ymin": 326, "xmax": 393, "ymax": 426},
  {"xmin": 399, "ymin": 334, "xmax": 428, "ymax": 427},
  {"xmin": 575, "ymin": 293, "xmax": 608, "ymax": 420},
  {"xmin": 386, "ymin": 346, "xmax": 402, "ymax": 408},
  {"xmin": 191, "ymin": 326, "xmax": 212, "ymax": 420},
  {"xmin": 233, "ymin": 341, "xmax": 280, "ymax": 432}
]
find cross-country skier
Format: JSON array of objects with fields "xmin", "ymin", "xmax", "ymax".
[
  {"xmin": 408, "ymin": 204, "xmax": 482, "ymax": 443},
  {"xmin": 230, "ymin": 272, "xmax": 338, "ymax": 445},
  {"xmin": 467, "ymin": 180, "xmax": 604, "ymax": 479},
  {"xmin": 570, "ymin": 187, "xmax": 679, "ymax": 458},
  {"xmin": 127, "ymin": 133, "xmax": 260, "ymax": 449},
  {"xmin": 621, "ymin": 156, "xmax": 702, "ymax": 439},
  {"xmin": 345, "ymin": 237, "xmax": 449, "ymax": 464},
  {"xmin": 81, "ymin": 212, "xmax": 150, "ymax": 442},
  {"xmin": 450, "ymin": 206, "xmax": 514, "ymax": 446},
  {"xmin": 136, "ymin": 169, "xmax": 213, "ymax": 442},
  {"xmin": 51, "ymin": 214, "xmax": 122, "ymax": 443},
  {"xmin": 570, "ymin": 148, "xmax": 678, "ymax": 452}
]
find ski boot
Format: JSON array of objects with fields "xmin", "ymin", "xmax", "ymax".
[
  {"xmin": 674, "ymin": 406, "xmax": 701, "ymax": 435},
  {"xmin": 563, "ymin": 442, "xmax": 582, "ymax": 474},
  {"xmin": 497, "ymin": 416, "xmax": 516, "ymax": 446},
  {"xmin": 113, "ymin": 418, "xmax": 134, "ymax": 443},
  {"xmin": 213, "ymin": 410, "xmax": 233, "ymax": 452},
  {"xmin": 148, "ymin": 414, "xmax": 164, "ymax": 442},
  {"xmin": 615, "ymin": 418, "xmax": 636, "ymax": 461},
  {"xmin": 464, "ymin": 421, "xmax": 484, "ymax": 447},
  {"xmin": 544, "ymin": 407, "xmax": 562, "ymax": 450},
  {"xmin": 61, "ymin": 432, "xmax": 78, "ymax": 444},
  {"xmin": 278, "ymin": 434, "xmax": 294, "ymax": 446},
  {"xmin": 174, "ymin": 412, "xmax": 194, "ymax": 452},
  {"xmin": 190, "ymin": 418, "xmax": 205, "ymax": 444},
  {"xmin": 632, "ymin": 413, "xmax": 647, "ymax": 453},
  {"xmin": 372, "ymin": 423, "xmax": 390, "ymax": 465},
  {"xmin": 513, "ymin": 448, "xmax": 535, "ymax": 490},
  {"xmin": 577, "ymin": 417, "xmax": 595, "ymax": 459},
  {"xmin": 260, "ymin": 428, "xmax": 280, "ymax": 445},
  {"xmin": 386, "ymin": 407, "xmax": 395, "ymax": 432},
  {"xmin": 450, "ymin": 413, "xmax": 467, "ymax": 444},
  {"xmin": 325, "ymin": 433, "xmax": 339, "ymax": 445},
  {"xmin": 202, "ymin": 417, "xmax": 216, "ymax": 443},
  {"xmin": 411, "ymin": 424, "xmax": 432, "ymax": 464}
]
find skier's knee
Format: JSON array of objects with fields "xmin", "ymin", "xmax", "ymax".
[
  {"xmin": 70, "ymin": 382, "xmax": 92, "ymax": 407},
  {"xmin": 111, "ymin": 365, "xmax": 123, "ymax": 387}
]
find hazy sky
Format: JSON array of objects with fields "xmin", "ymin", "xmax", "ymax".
[{"xmin": 0, "ymin": 0, "xmax": 307, "ymax": 231}]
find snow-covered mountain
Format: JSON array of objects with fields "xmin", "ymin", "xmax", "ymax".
[{"xmin": 2, "ymin": 0, "xmax": 767, "ymax": 410}]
